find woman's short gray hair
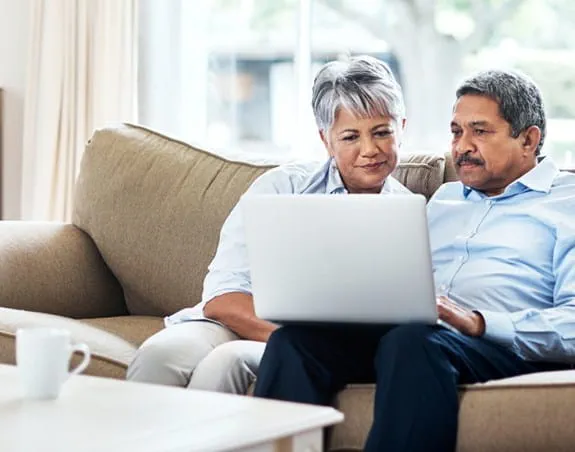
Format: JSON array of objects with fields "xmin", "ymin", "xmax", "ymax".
[{"xmin": 311, "ymin": 55, "xmax": 406, "ymax": 133}]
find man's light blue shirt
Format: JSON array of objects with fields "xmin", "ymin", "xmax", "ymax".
[
  {"xmin": 165, "ymin": 158, "xmax": 410, "ymax": 326},
  {"xmin": 428, "ymin": 157, "xmax": 575, "ymax": 363}
]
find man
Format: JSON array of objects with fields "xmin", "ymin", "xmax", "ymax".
[
  {"xmin": 127, "ymin": 56, "xmax": 411, "ymax": 393},
  {"xmin": 253, "ymin": 69, "xmax": 575, "ymax": 451}
]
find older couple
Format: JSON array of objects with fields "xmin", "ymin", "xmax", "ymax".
[
  {"xmin": 128, "ymin": 56, "xmax": 575, "ymax": 451},
  {"xmin": 127, "ymin": 55, "xmax": 409, "ymax": 391}
]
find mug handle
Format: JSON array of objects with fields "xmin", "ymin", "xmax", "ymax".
[{"xmin": 69, "ymin": 343, "xmax": 91, "ymax": 376}]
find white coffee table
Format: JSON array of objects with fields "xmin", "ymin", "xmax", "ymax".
[{"xmin": 0, "ymin": 364, "xmax": 343, "ymax": 451}]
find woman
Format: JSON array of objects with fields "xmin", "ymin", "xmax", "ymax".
[{"xmin": 127, "ymin": 55, "xmax": 410, "ymax": 393}]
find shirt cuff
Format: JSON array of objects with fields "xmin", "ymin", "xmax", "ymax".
[{"xmin": 475, "ymin": 309, "xmax": 516, "ymax": 348}]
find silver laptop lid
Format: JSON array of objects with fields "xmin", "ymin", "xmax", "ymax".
[{"xmin": 242, "ymin": 194, "xmax": 437, "ymax": 325}]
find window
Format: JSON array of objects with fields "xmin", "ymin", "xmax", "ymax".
[{"xmin": 139, "ymin": 0, "xmax": 575, "ymax": 167}]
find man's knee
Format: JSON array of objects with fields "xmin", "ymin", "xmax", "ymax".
[
  {"xmin": 267, "ymin": 325, "xmax": 315, "ymax": 351},
  {"xmin": 378, "ymin": 324, "xmax": 440, "ymax": 354}
]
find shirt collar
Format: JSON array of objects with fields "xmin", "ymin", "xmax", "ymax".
[
  {"xmin": 326, "ymin": 158, "xmax": 347, "ymax": 194},
  {"xmin": 326, "ymin": 157, "xmax": 399, "ymax": 194},
  {"xmin": 462, "ymin": 157, "xmax": 559, "ymax": 199}
]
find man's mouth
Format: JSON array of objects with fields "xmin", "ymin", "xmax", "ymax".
[
  {"xmin": 456, "ymin": 158, "xmax": 483, "ymax": 168},
  {"xmin": 458, "ymin": 162, "xmax": 480, "ymax": 167}
]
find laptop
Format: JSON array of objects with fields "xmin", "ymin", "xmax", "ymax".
[{"xmin": 241, "ymin": 194, "xmax": 437, "ymax": 325}]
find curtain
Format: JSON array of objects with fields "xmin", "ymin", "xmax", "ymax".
[{"xmin": 21, "ymin": 0, "xmax": 138, "ymax": 221}]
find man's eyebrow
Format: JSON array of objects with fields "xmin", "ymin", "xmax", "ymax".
[
  {"xmin": 450, "ymin": 120, "xmax": 492, "ymax": 128},
  {"xmin": 468, "ymin": 120, "xmax": 491, "ymax": 127}
]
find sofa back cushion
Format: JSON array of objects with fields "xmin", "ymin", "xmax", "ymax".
[{"xmin": 73, "ymin": 124, "xmax": 446, "ymax": 316}]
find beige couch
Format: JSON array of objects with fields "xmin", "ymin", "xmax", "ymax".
[{"xmin": 2, "ymin": 124, "xmax": 575, "ymax": 451}]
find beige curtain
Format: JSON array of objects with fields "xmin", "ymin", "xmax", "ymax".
[{"xmin": 21, "ymin": 0, "xmax": 138, "ymax": 221}]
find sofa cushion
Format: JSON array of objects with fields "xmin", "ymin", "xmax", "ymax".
[
  {"xmin": 444, "ymin": 151, "xmax": 458, "ymax": 183},
  {"xmin": 81, "ymin": 316, "xmax": 164, "ymax": 350},
  {"xmin": 74, "ymin": 124, "xmax": 446, "ymax": 317},
  {"xmin": 0, "ymin": 308, "xmax": 149, "ymax": 379},
  {"xmin": 0, "ymin": 222, "xmax": 126, "ymax": 318},
  {"xmin": 330, "ymin": 372, "xmax": 575, "ymax": 452},
  {"xmin": 391, "ymin": 153, "xmax": 445, "ymax": 200},
  {"xmin": 73, "ymin": 124, "xmax": 277, "ymax": 317}
]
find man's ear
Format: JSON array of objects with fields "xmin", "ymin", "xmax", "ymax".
[{"xmin": 522, "ymin": 125, "xmax": 542, "ymax": 156}]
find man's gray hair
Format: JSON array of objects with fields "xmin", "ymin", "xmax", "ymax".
[
  {"xmin": 311, "ymin": 55, "xmax": 406, "ymax": 133},
  {"xmin": 456, "ymin": 69, "xmax": 546, "ymax": 155}
]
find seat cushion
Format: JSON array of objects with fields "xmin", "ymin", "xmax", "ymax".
[
  {"xmin": 81, "ymin": 316, "xmax": 164, "ymax": 349},
  {"xmin": 330, "ymin": 372, "xmax": 575, "ymax": 452},
  {"xmin": 0, "ymin": 308, "xmax": 163, "ymax": 379}
]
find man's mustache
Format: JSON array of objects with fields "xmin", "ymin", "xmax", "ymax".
[{"xmin": 456, "ymin": 154, "xmax": 484, "ymax": 166}]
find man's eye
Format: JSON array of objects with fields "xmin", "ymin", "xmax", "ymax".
[
  {"xmin": 342, "ymin": 135, "xmax": 357, "ymax": 141},
  {"xmin": 451, "ymin": 129, "xmax": 462, "ymax": 137},
  {"xmin": 374, "ymin": 130, "xmax": 391, "ymax": 138},
  {"xmin": 475, "ymin": 129, "xmax": 487, "ymax": 135}
]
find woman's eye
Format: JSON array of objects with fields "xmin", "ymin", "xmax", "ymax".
[{"xmin": 374, "ymin": 130, "xmax": 391, "ymax": 138}]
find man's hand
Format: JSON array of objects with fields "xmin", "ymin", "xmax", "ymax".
[{"xmin": 436, "ymin": 296, "xmax": 486, "ymax": 337}]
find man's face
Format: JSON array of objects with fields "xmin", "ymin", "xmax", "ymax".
[
  {"xmin": 321, "ymin": 108, "xmax": 404, "ymax": 194},
  {"xmin": 450, "ymin": 94, "xmax": 538, "ymax": 196}
]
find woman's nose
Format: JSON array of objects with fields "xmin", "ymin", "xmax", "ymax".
[{"xmin": 360, "ymin": 138, "xmax": 379, "ymax": 157}]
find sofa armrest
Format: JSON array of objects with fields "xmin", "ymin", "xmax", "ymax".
[{"xmin": 0, "ymin": 221, "xmax": 127, "ymax": 318}]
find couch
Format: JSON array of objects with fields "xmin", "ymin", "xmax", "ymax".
[{"xmin": 2, "ymin": 124, "xmax": 575, "ymax": 451}]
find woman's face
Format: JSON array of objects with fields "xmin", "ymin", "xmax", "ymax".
[{"xmin": 321, "ymin": 108, "xmax": 405, "ymax": 194}]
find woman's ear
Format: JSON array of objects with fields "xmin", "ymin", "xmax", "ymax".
[{"xmin": 320, "ymin": 130, "xmax": 335, "ymax": 157}]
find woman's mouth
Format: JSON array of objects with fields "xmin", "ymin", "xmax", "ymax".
[{"xmin": 361, "ymin": 162, "xmax": 385, "ymax": 169}]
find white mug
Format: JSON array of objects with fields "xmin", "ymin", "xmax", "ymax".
[{"xmin": 16, "ymin": 327, "xmax": 91, "ymax": 400}]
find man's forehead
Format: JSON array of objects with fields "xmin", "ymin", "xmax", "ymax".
[{"xmin": 451, "ymin": 95, "xmax": 503, "ymax": 126}]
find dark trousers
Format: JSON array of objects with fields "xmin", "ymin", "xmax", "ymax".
[{"xmin": 253, "ymin": 324, "xmax": 566, "ymax": 452}]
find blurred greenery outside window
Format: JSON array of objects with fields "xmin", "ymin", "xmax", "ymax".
[{"xmin": 139, "ymin": 0, "xmax": 575, "ymax": 167}]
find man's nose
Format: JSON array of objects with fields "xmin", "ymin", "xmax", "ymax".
[{"xmin": 455, "ymin": 131, "xmax": 475, "ymax": 155}]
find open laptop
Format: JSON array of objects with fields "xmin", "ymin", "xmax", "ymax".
[{"xmin": 241, "ymin": 194, "xmax": 437, "ymax": 326}]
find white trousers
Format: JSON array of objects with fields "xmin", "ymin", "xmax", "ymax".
[{"xmin": 126, "ymin": 321, "xmax": 265, "ymax": 394}]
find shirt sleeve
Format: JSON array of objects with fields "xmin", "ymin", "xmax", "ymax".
[
  {"xmin": 477, "ymin": 223, "xmax": 575, "ymax": 363},
  {"xmin": 200, "ymin": 168, "xmax": 294, "ymax": 308}
]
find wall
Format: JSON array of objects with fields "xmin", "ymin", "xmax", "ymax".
[{"xmin": 0, "ymin": 0, "xmax": 30, "ymax": 219}]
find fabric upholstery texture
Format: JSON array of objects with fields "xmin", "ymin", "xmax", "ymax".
[
  {"xmin": 3, "ymin": 124, "xmax": 575, "ymax": 451},
  {"xmin": 391, "ymin": 153, "xmax": 446, "ymax": 199},
  {"xmin": 0, "ymin": 221, "xmax": 126, "ymax": 318},
  {"xmin": 72, "ymin": 124, "xmax": 446, "ymax": 317},
  {"xmin": 331, "ymin": 375, "xmax": 575, "ymax": 452},
  {"xmin": 73, "ymin": 125, "xmax": 274, "ymax": 317}
]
